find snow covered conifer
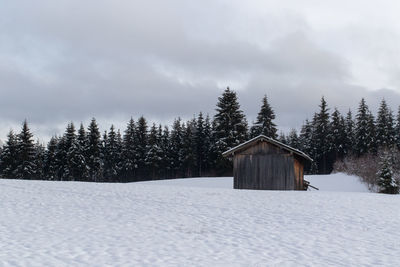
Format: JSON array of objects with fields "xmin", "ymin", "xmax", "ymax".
[
  {"xmin": 160, "ymin": 126, "xmax": 172, "ymax": 178},
  {"xmin": 0, "ymin": 130, "xmax": 18, "ymax": 178},
  {"xmin": 34, "ymin": 141, "xmax": 45, "ymax": 179},
  {"xmin": 145, "ymin": 123, "xmax": 163, "ymax": 179},
  {"xmin": 312, "ymin": 97, "xmax": 331, "ymax": 174},
  {"xmin": 87, "ymin": 118, "xmax": 102, "ymax": 182},
  {"xmin": 329, "ymin": 108, "xmax": 346, "ymax": 160},
  {"xmin": 170, "ymin": 118, "xmax": 185, "ymax": 177},
  {"xmin": 287, "ymin": 129, "xmax": 299, "ymax": 149},
  {"xmin": 104, "ymin": 125, "xmax": 122, "ymax": 182},
  {"xmin": 182, "ymin": 120, "xmax": 196, "ymax": 177},
  {"xmin": 376, "ymin": 99, "xmax": 395, "ymax": 149},
  {"xmin": 44, "ymin": 136, "xmax": 58, "ymax": 180},
  {"xmin": 135, "ymin": 116, "xmax": 148, "ymax": 178},
  {"xmin": 213, "ymin": 87, "xmax": 248, "ymax": 173},
  {"xmin": 278, "ymin": 132, "xmax": 288, "ymax": 145},
  {"xmin": 75, "ymin": 123, "xmax": 89, "ymax": 181},
  {"xmin": 122, "ymin": 118, "xmax": 137, "ymax": 181},
  {"xmin": 355, "ymin": 98, "xmax": 375, "ymax": 156},
  {"xmin": 395, "ymin": 106, "xmax": 400, "ymax": 149},
  {"xmin": 250, "ymin": 95, "xmax": 278, "ymax": 138},
  {"xmin": 344, "ymin": 110, "xmax": 355, "ymax": 156},
  {"xmin": 15, "ymin": 120, "xmax": 36, "ymax": 179},
  {"xmin": 377, "ymin": 151, "xmax": 399, "ymax": 194},
  {"xmin": 195, "ymin": 112, "xmax": 212, "ymax": 176}
]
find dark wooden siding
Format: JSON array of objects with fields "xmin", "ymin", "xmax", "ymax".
[
  {"xmin": 293, "ymin": 157, "xmax": 304, "ymax": 190},
  {"xmin": 233, "ymin": 140, "xmax": 302, "ymax": 190}
]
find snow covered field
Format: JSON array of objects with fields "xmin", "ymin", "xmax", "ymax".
[{"xmin": 0, "ymin": 174, "xmax": 399, "ymax": 266}]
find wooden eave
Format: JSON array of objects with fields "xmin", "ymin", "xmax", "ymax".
[{"xmin": 222, "ymin": 135, "xmax": 313, "ymax": 162}]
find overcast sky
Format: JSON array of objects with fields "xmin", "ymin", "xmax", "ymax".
[{"xmin": 1, "ymin": 0, "xmax": 400, "ymax": 142}]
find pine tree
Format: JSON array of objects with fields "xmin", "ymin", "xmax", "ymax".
[
  {"xmin": 312, "ymin": 97, "xmax": 331, "ymax": 174},
  {"xmin": 329, "ymin": 108, "xmax": 346, "ymax": 160},
  {"xmin": 135, "ymin": 116, "xmax": 148, "ymax": 179},
  {"xmin": 395, "ymin": 106, "xmax": 400, "ymax": 149},
  {"xmin": 170, "ymin": 118, "xmax": 185, "ymax": 177},
  {"xmin": 376, "ymin": 99, "xmax": 395, "ymax": 149},
  {"xmin": 75, "ymin": 123, "xmax": 89, "ymax": 181},
  {"xmin": 278, "ymin": 132, "xmax": 288, "ymax": 145},
  {"xmin": 145, "ymin": 123, "xmax": 163, "ymax": 179},
  {"xmin": 44, "ymin": 136, "xmax": 59, "ymax": 180},
  {"xmin": 344, "ymin": 110, "xmax": 355, "ymax": 156},
  {"xmin": 287, "ymin": 129, "xmax": 299, "ymax": 149},
  {"xmin": 367, "ymin": 111, "xmax": 377, "ymax": 154},
  {"xmin": 87, "ymin": 118, "xmax": 102, "ymax": 182},
  {"xmin": 377, "ymin": 151, "xmax": 399, "ymax": 194},
  {"xmin": 250, "ymin": 95, "xmax": 278, "ymax": 138},
  {"xmin": 195, "ymin": 112, "xmax": 212, "ymax": 176},
  {"xmin": 0, "ymin": 130, "xmax": 18, "ymax": 178},
  {"xmin": 298, "ymin": 119, "xmax": 316, "ymax": 173},
  {"xmin": 160, "ymin": 126, "xmax": 172, "ymax": 178},
  {"xmin": 63, "ymin": 122, "xmax": 77, "ymax": 180},
  {"xmin": 122, "ymin": 118, "xmax": 137, "ymax": 181},
  {"xmin": 15, "ymin": 120, "xmax": 36, "ymax": 179},
  {"xmin": 203, "ymin": 114, "xmax": 214, "ymax": 175},
  {"xmin": 104, "ymin": 125, "xmax": 122, "ymax": 182},
  {"xmin": 355, "ymin": 98, "xmax": 375, "ymax": 156},
  {"xmin": 34, "ymin": 140, "xmax": 45, "ymax": 179},
  {"xmin": 213, "ymin": 87, "xmax": 248, "ymax": 174},
  {"xmin": 182, "ymin": 120, "xmax": 196, "ymax": 177}
]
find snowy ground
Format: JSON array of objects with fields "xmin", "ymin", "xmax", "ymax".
[{"xmin": 0, "ymin": 174, "xmax": 399, "ymax": 266}]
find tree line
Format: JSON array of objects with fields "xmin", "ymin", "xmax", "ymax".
[
  {"xmin": 0, "ymin": 87, "xmax": 259, "ymax": 182},
  {"xmin": 0, "ymin": 87, "xmax": 399, "ymax": 192}
]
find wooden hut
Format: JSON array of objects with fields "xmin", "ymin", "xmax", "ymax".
[{"xmin": 222, "ymin": 135, "xmax": 312, "ymax": 190}]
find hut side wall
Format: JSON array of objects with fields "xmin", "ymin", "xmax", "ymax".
[
  {"xmin": 233, "ymin": 141, "xmax": 297, "ymax": 190},
  {"xmin": 293, "ymin": 157, "xmax": 304, "ymax": 190}
]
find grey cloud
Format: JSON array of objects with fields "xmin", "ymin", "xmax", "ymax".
[{"xmin": 1, "ymin": 0, "xmax": 400, "ymax": 141}]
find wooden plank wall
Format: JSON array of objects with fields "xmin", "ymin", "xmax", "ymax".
[{"xmin": 233, "ymin": 140, "xmax": 301, "ymax": 190}]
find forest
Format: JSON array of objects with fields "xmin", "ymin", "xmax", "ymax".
[{"xmin": 0, "ymin": 87, "xmax": 399, "ymax": 193}]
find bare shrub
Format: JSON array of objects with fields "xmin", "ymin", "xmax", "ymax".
[{"xmin": 334, "ymin": 148, "xmax": 400, "ymax": 193}]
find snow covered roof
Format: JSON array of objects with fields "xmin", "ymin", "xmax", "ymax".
[{"xmin": 222, "ymin": 135, "xmax": 313, "ymax": 162}]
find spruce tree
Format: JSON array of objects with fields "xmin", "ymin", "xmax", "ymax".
[
  {"xmin": 355, "ymin": 98, "xmax": 375, "ymax": 156},
  {"xmin": 278, "ymin": 132, "xmax": 288, "ymax": 145},
  {"xmin": 44, "ymin": 136, "xmax": 59, "ymax": 180},
  {"xmin": 329, "ymin": 108, "xmax": 346, "ymax": 160},
  {"xmin": 182, "ymin": 120, "xmax": 196, "ymax": 177},
  {"xmin": 15, "ymin": 120, "xmax": 36, "ymax": 179},
  {"xmin": 377, "ymin": 151, "xmax": 399, "ymax": 194},
  {"xmin": 64, "ymin": 122, "xmax": 77, "ymax": 180},
  {"xmin": 34, "ymin": 141, "xmax": 45, "ymax": 179},
  {"xmin": 195, "ymin": 112, "xmax": 212, "ymax": 176},
  {"xmin": 250, "ymin": 95, "xmax": 278, "ymax": 138},
  {"xmin": 104, "ymin": 125, "xmax": 122, "ymax": 182},
  {"xmin": 287, "ymin": 129, "xmax": 299, "ymax": 149},
  {"xmin": 0, "ymin": 130, "xmax": 18, "ymax": 178},
  {"xmin": 135, "ymin": 116, "xmax": 148, "ymax": 179},
  {"xmin": 203, "ymin": 114, "xmax": 214, "ymax": 175},
  {"xmin": 75, "ymin": 123, "xmax": 89, "ymax": 181},
  {"xmin": 312, "ymin": 97, "xmax": 331, "ymax": 174},
  {"xmin": 213, "ymin": 87, "xmax": 248, "ymax": 174},
  {"xmin": 170, "ymin": 118, "xmax": 185, "ymax": 177},
  {"xmin": 395, "ymin": 106, "xmax": 400, "ymax": 149},
  {"xmin": 87, "ymin": 118, "xmax": 102, "ymax": 182},
  {"xmin": 344, "ymin": 110, "xmax": 355, "ymax": 156},
  {"xmin": 160, "ymin": 126, "xmax": 172, "ymax": 178},
  {"xmin": 376, "ymin": 99, "xmax": 395, "ymax": 149},
  {"xmin": 367, "ymin": 111, "xmax": 377, "ymax": 154},
  {"xmin": 122, "ymin": 118, "xmax": 137, "ymax": 181},
  {"xmin": 145, "ymin": 123, "xmax": 163, "ymax": 179}
]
